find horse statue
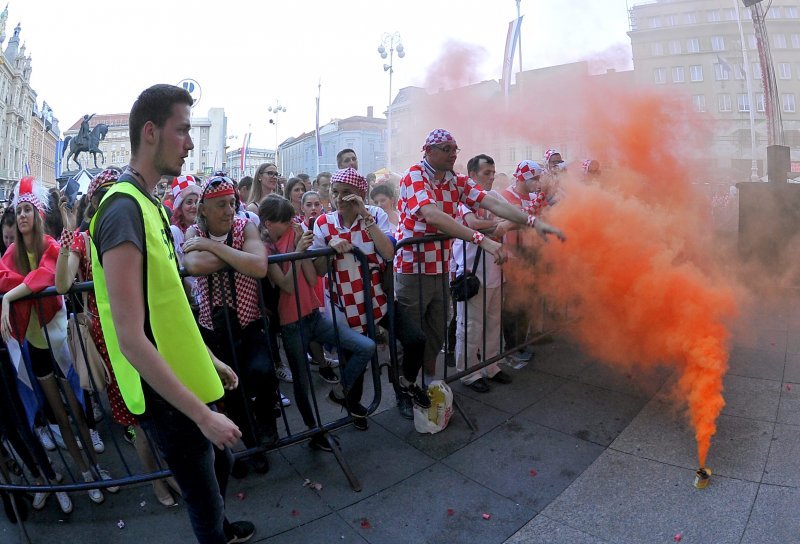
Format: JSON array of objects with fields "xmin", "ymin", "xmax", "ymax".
[{"xmin": 62, "ymin": 123, "xmax": 108, "ymax": 170}]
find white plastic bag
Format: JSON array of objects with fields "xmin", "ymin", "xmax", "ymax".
[{"xmin": 413, "ymin": 380, "xmax": 453, "ymax": 434}]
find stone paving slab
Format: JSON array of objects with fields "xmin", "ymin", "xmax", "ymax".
[
  {"xmin": 451, "ymin": 368, "xmax": 568, "ymax": 417},
  {"xmin": 263, "ymin": 513, "xmax": 369, "ymax": 544},
  {"xmin": 726, "ymin": 346, "xmax": 786, "ymax": 381},
  {"xmin": 337, "ymin": 464, "xmax": 528, "ymax": 544},
  {"xmin": 503, "ymin": 515, "xmax": 609, "ymax": 544},
  {"xmin": 515, "ymin": 380, "xmax": 649, "ymax": 446},
  {"xmin": 610, "ymin": 399, "xmax": 773, "ymax": 482},
  {"xmin": 443, "ymin": 419, "xmax": 605, "ymax": 512},
  {"xmin": 740, "ymin": 484, "xmax": 800, "ymax": 544},
  {"xmin": 762, "ymin": 422, "xmax": 800, "ymax": 487},
  {"xmin": 720, "ymin": 374, "xmax": 781, "ymax": 422},
  {"xmin": 541, "ymin": 450, "xmax": 759, "ymax": 544}
]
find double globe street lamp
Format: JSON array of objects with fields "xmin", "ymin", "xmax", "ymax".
[
  {"xmin": 269, "ymin": 101, "xmax": 287, "ymax": 174},
  {"xmin": 378, "ymin": 32, "xmax": 404, "ymax": 171}
]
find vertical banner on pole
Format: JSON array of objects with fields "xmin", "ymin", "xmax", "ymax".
[
  {"xmin": 503, "ymin": 16, "xmax": 523, "ymax": 100},
  {"xmin": 240, "ymin": 132, "xmax": 250, "ymax": 176}
]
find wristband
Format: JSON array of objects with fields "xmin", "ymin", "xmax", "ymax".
[
  {"xmin": 472, "ymin": 231, "xmax": 485, "ymax": 245},
  {"xmin": 59, "ymin": 228, "xmax": 75, "ymax": 250},
  {"xmin": 363, "ymin": 215, "xmax": 376, "ymax": 229},
  {"xmin": 526, "ymin": 214, "xmax": 537, "ymax": 228}
]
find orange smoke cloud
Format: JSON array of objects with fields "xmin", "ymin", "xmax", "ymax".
[{"xmin": 410, "ymin": 42, "xmax": 740, "ymax": 466}]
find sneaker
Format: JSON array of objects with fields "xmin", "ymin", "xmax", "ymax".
[
  {"xmin": 47, "ymin": 424, "xmax": 67, "ymax": 450},
  {"xmin": 82, "ymin": 471, "xmax": 104, "ymax": 504},
  {"xmin": 512, "ymin": 350, "xmax": 532, "ymax": 362},
  {"xmin": 98, "ymin": 468, "xmax": 119, "ymax": 493},
  {"xmin": 123, "ymin": 425, "xmax": 137, "ymax": 446},
  {"xmin": 32, "ymin": 492, "xmax": 48, "ymax": 510},
  {"xmin": 226, "ymin": 520, "xmax": 256, "ymax": 543},
  {"xmin": 318, "ymin": 366, "xmax": 339, "ymax": 384},
  {"xmin": 400, "ymin": 383, "xmax": 431, "ymax": 409},
  {"xmin": 55, "ymin": 492, "xmax": 73, "ymax": 514},
  {"xmin": 308, "ymin": 434, "xmax": 337, "ymax": 452},
  {"xmin": 90, "ymin": 429, "xmax": 105, "ymax": 453},
  {"xmin": 467, "ymin": 378, "xmax": 491, "ymax": 393},
  {"xmin": 324, "ymin": 350, "xmax": 340, "ymax": 368},
  {"xmin": 397, "ymin": 395, "xmax": 414, "ymax": 420},
  {"xmin": 505, "ymin": 355, "xmax": 529, "ymax": 370},
  {"xmin": 280, "ymin": 393, "xmax": 291, "ymax": 407},
  {"xmin": 276, "ymin": 365, "xmax": 293, "ymax": 383},
  {"xmin": 489, "ymin": 370, "xmax": 513, "ymax": 384},
  {"xmin": 36, "ymin": 427, "xmax": 55, "ymax": 452}
]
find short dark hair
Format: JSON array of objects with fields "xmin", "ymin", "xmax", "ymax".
[
  {"xmin": 297, "ymin": 173, "xmax": 310, "ymax": 183},
  {"xmin": 370, "ymin": 184, "xmax": 395, "ymax": 202},
  {"xmin": 129, "ymin": 84, "xmax": 194, "ymax": 155},
  {"xmin": 467, "ymin": 154, "xmax": 494, "ymax": 176},
  {"xmin": 314, "ymin": 172, "xmax": 331, "ymax": 185},
  {"xmin": 238, "ymin": 176, "xmax": 253, "ymax": 189},
  {"xmin": 336, "ymin": 148, "xmax": 356, "ymax": 165}
]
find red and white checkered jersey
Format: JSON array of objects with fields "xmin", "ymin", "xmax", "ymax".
[
  {"xmin": 311, "ymin": 206, "xmax": 391, "ymax": 333},
  {"xmin": 395, "ymin": 161, "xmax": 486, "ymax": 275},
  {"xmin": 195, "ymin": 217, "xmax": 262, "ymax": 331}
]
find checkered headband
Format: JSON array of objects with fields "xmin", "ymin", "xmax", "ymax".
[
  {"xmin": 422, "ymin": 128, "xmax": 455, "ymax": 151},
  {"xmin": 331, "ymin": 167, "xmax": 368, "ymax": 197},
  {"xmin": 12, "ymin": 176, "xmax": 48, "ymax": 216},
  {"xmin": 172, "ymin": 175, "xmax": 202, "ymax": 210},
  {"xmin": 514, "ymin": 160, "xmax": 545, "ymax": 182},
  {"xmin": 544, "ymin": 149, "xmax": 561, "ymax": 162},
  {"xmin": 87, "ymin": 167, "xmax": 121, "ymax": 201},
  {"xmin": 201, "ymin": 175, "xmax": 236, "ymax": 200}
]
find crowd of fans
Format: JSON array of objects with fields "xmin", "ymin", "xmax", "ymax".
[{"xmin": 0, "ymin": 103, "xmax": 576, "ymax": 542}]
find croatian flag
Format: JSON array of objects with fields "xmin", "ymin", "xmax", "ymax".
[
  {"xmin": 240, "ymin": 132, "xmax": 251, "ymax": 174},
  {"xmin": 503, "ymin": 16, "xmax": 523, "ymax": 99}
]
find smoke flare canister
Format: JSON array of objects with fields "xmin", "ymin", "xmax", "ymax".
[{"xmin": 693, "ymin": 468, "xmax": 711, "ymax": 489}]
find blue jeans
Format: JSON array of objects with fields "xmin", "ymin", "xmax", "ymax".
[
  {"xmin": 282, "ymin": 310, "xmax": 375, "ymax": 427},
  {"xmin": 140, "ymin": 391, "xmax": 234, "ymax": 544}
]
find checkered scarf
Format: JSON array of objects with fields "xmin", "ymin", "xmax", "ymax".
[
  {"xmin": 331, "ymin": 167, "xmax": 368, "ymax": 197},
  {"xmin": 201, "ymin": 175, "xmax": 236, "ymax": 200},
  {"xmin": 12, "ymin": 176, "xmax": 48, "ymax": 216},
  {"xmin": 171, "ymin": 174, "xmax": 202, "ymax": 210},
  {"xmin": 422, "ymin": 128, "xmax": 455, "ymax": 151},
  {"xmin": 87, "ymin": 167, "xmax": 121, "ymax": 200},
  {"xmin": 514, "ymin": 160, "xmax": 544, "ymax": 182}
]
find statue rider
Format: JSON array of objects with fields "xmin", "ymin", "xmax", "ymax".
[{"xmin": 77, "ymin": 113, "xmax": 95, "ymax": 149}]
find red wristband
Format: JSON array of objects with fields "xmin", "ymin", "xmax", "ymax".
[{"xmin": 472, "ymin": 231, "xmax": 485, "ymax": 245}]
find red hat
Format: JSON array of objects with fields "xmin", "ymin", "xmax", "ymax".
[
  {"xmin": 422, "ymin": 128, "xmax": 455, "ymax": 151},
  {"xmin": 12, "ymin": 177, "xmax": 48, "ymax": 216},
  {"xmin": 331, "ymin": 167, "xmax": 368, "ymax": 197},
  {"xmin": 201, "ymin": 175, "xmax": 236, "ymax": 200},
  {"xmin": 514, "ymin": 160, "xmax": 545, "ymax": 182},
  {"xmin": 171, "ymin": 175, "xmax": 202, "ymax": 210},
  {"xmin": 87, "ymin": 167, "xmax": 121, "ymax": 201}
]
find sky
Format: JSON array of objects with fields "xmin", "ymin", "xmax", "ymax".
[{"xmin": 9, "ymin": 0, "xmax": 634, "ymax": 150}]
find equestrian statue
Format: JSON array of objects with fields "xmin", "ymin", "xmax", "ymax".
[{"xmin": 63, "ymin": 114, "xmax": 108, "ymax": 170}]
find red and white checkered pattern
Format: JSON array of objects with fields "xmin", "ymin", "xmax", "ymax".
[
  {"xmin": 529, "ymin": 192, "xmax": 548, "ymax": 215},
  {"xmin": 313, "ymin": 211, "xmax": 388, "ymax": 332},
  {"xmin": 87, "ymin": 168, "xmax": 121, "ymax": 200},
  {"xmin": 195, "ymin": 217, "xmax": 261, "ymax": 331},
  {"xmin": 172, "ymin": 175, "xmax": 202, "ymax": 210},
  {"xmin": 544, "ymin": 148, "xmax": 560, "ymax": 162},
  {"xmin": 513, "ymin": 160, "xmax": 544, "ymax": 182},
  {"xmin": 395, "ymin": 162, "xmax": 486, "ymax": 275},
  {"xmin": 331, "ymin": 167, "xmax": 368, "ymax": 196},
  {"xmin": 421, "ymin": 128, "xmax": 455, "ymax": 151}
]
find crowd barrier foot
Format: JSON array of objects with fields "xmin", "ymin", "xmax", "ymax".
[
  {"xmin": 326, "ymin": 431, "xmax": 362, "ymax": 492},
  {"xmin": 452, "ymin": 396, "xmax": 477, "ymax": 432}
]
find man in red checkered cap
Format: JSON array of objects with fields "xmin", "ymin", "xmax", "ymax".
[{"xmin": 394, "ymin": 129, "xmax": 565, "ymax": 380}]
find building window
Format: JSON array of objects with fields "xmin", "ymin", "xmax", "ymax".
[
  {"xmin": 687, "ymin": 38, "xmax": 700, "ymax": 53},
  {"xmin": 684, "ymin": 12, "xmax": 697, "ymax": 24},
  {"xmin": 718, "ymin": 94, "xmax": 732, "ymax": 112},
  {"xmin": 690, "ymin": 65, "xmax": 704, "ymax": 81},
  {"xmin": 792, "ymin": 34, "xmax": 800, "ymax": 48},
  {"xmin": 711, "ymin": 36, "xmax": 725, "ymax": 51},
  {"xmin": 668, "ymin": 40, "xmax": 682, "ymax": 54},
  {"xmin": 651, "ymin": 42, "xmax": 664, "ymax": 56},
  {"xmin": 654, "ymin": 67, "xmax": 667, "ymax": 84},
  {"xmin": 707, "ymin": 10, "xmax": 721, "ymax": 22},
  {"xmin": 753, "ymin": 62, "xmax": 762, "ymax": 79},
  {"xmin": 666, "ymin": 14, "xmax": 678, "ymax": 26},
  {"xmin": 738, "ymin": 94, "xmax": 750, "ymax": 112},
  {"xmin": 748, "ymin": 34, "xmax": 757, "ymax": 50},
  {"xmin": 649, "ymin": 16, "xmax": 661, "ymax": 28},
  {"xmin": 767, "ymin": 7, "xmax": 780, "ymax": 19},
  {"xmin": 775, "ymin": 34, "xmax": 788, "ymax": 49},
  {"xmin": 757, "ymin": 93, "xmax": 765, "ymax": 112},
  {"xmin": 692, "ymin": 95, "xmax": 706, "ymax": 112},
  {"xmin": 787, "ymin": 7, "xmax": 798, "ymax": 18},
  {"xmin": 783, "ymin": 94, "xmax": 797, "ymax": 113},
  {"xmin": 779, "ymin": 63, "xmax": 792, "ymax": 79},
  {"xmin": 672, "ymin": 66, "xmax": 685, "ymax": 83},
  {"xmin": 735, "ymin": 63, "xmax": 746, "ymax": 80},
  {"xmin": 714, "ymin": 63, "xmax": 730, "ymax": 81},
  {"xmin": 723, "ymin": 8, "xmax": 736, "ymax": 20}
]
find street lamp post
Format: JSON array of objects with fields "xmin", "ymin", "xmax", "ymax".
[
  {"xmin": 378, "ymin": 32, "xmax": 405, "ymax": 172},
  {"xmin": 268, "ymin": 101, "xmax": 287, "ymax": 174}
]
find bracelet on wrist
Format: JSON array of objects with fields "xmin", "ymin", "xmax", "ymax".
[
  {"xmin": 363, "ymin": 215, "xmax": 376, "ymax": 228},
  {"xmin": 472, "ymin": 231, "xmax": 485, "ymax": 245}
]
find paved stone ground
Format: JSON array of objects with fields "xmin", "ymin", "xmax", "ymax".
[{"xmin": 1, "ymin": 293, "xmax": 798, "ymax": 543}]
